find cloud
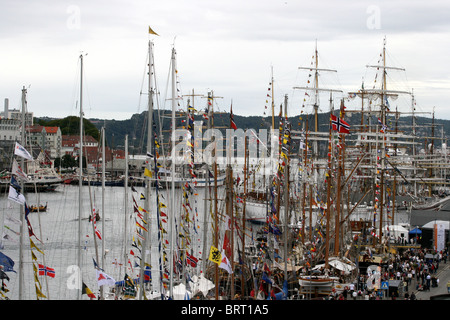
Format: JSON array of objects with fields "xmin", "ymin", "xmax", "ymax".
[{"xmin": 0, "ymin": 0, "xmax": 449, "ymax": 121}]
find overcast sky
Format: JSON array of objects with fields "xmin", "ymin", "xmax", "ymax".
[{"xmin": 1, "ymin": 0, "xmax": 449, "ymax": 122}]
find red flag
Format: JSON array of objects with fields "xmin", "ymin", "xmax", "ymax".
[
  {"xmin": 331, "ymin": 114, "xmax": 350, "ymax": 134},
  {"xmin": 230, "ymin": 105, "xmax": 237, "ymax": 130},
  {"xmin": 38, "ymin": 264, "xmax": 55, "ymax": 278},
  {"xmin": 186, "ymin": 252, "xmax": 199, "ymax": 267}
]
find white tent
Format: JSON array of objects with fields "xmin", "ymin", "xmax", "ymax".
[
  {"xmin": 422, "ymin": 220, "xmax": 450, "ymax": 230},
  {"xmin": 383, "ymin": 224, "xmax": 409, "ymax": 238},
  {"xmin": 190, "ymin": 274, "xmax": 215, "ymax": 298},
  {"xmin": 312, "ymin": 257, "xmax": 356, "ymax": 275}
]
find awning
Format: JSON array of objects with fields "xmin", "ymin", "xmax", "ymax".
[{"xmin": 409, "ymin": 227, "xmax": 422, "ymax": 235}]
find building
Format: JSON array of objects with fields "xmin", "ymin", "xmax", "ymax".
[
  {"xmin": 62, "ymin": 135, "xmax": 102, "ymax": 170},
  {"xmin": 27, "ymin": 125, "xmax": 62, "ymax": 159},
  {"xmin": 1, "ymin": 98, "xmax": 33, "ymax": 127},
  {"xmin": 0, "ymin": 118, "xmax": 20, "ymax": 142}
]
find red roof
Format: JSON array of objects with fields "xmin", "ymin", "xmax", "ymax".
[{"xmin": 45, "ymin": 126, "xmax": 59, "ymax": 134}]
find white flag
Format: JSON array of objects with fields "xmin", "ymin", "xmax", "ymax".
[
  {"xmin": 96, "ymin": 269, "xmax": 116, "ymax": 287},
  {"xmin": 219, "ymin": 251, "xmax": 233, "ymax": 274},
  {"xmin": 12, "ymin": 159, "xmax": 28, "ymax": 181},
  {"xmin": 8, "ymin": 186, "xmax": 26, "ymax": 205},
  {"xmin": 14, "ymin": 142, "xmax": 33, "ymax": 160}
]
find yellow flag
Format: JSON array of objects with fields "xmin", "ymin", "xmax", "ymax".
[
  {"xmin": 30, "ymin": 239, "xmax": 44, "ymax": 255},
  {"xmin": 208, "ymin": 246, "xmax": 221, "ymax": 264},
  {"xmin": 148, "ymin": 26, "xmax": 159, "ymax": 36},
  {"xmin": 144, "ymin": 168, "xmax": 153, "ymax": 178},
  {"xmin": 35, "ymin": 284, "xmax": 47, "ymax": 299}
]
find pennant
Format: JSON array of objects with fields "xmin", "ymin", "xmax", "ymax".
[
  {"xmin": 92, "ymin": 211, "xmax": 102, "ymax": 240},
  {"xmin": 14, "ymin": 142, "xmax": 33, "ymax": 160},
  {"xmin": 148, "ymin": 25, "xmax": 159, "ymax": 36},
  {"xmin": 35, "ymin": 283, "xmax": 47, "ymax": 299},
  {"xmin": 230, "ymin": 105, "xmax": 237, "ymax": 130},
  {"xmin": 30, "ymin": 238, "xmax": 44, "ymax": 254}
]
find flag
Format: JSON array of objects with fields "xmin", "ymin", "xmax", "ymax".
[
  {"xmin": 377, "ymin": 118, "xmax": 388, "ymax": 133},
  {"xmin": 96, "ymin": 269, "xmax": 116, "ymax": 287},
  {"xmin": 92, "ymin": 210, "xmax": 102, "ymax": 240},
  {"xmin": 123, "ymin": 273, "xmax": 136, "ymax": 299},
  {"xmin": 82, "ymin": 282, "xmax": 96, "ymax": 299},
  {"xmin": 186, "ymin": 251, "xmax": 198, "ymax": 268},
  {"xmin": 0, "ymin": 252, "xmax": 16, "ymax": 273},
  {"xmin": 144, "ymin": 168, "xmax": 153, "ymax": 178},
  {"xmin": 12, "ymin": 159, "xmax": 28, "ymax": 181},
  {"xmin": 10, "ymin": 176, "xmax": 21, "ymax": 191},
  {"xmin": 219, "ymin": 251, "xmax": 233, "ymax": 274},
  {"xmin": 8, "ymin": 186, "xmax": 26, "ymax": 205},
  {"xmin": 14, "ymin": 142, "xmax": 33, "ymax": 160},
  {"xmin": 148, "ymin": 25, "xmax": 159, "ymax": 36},
  {"xmin": 331, "ymin": 114, "xmax": 350, "ymax": 134},
  {"xmin": 230, "ymin": 105, "xmax": 237, "ymax": 130},
  {"xmin": 35, "ymin": 284, "xmax": 47, "ymax": 299},
  {"xmin": 38, "ymin": 264, "xmax": 55, "ymax": 278},
  {"xmin": 208, "ymin": 245, "xmax": 221, "ymax": 264},
  {"xmin": 262, "ymin": 272, "xmax": 272, "ymax": 284}
]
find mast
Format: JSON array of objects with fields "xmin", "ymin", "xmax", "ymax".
[
  {"xmin": 282, "ymin": 94, "xmax": 289, "ymax": 281},
  {"xmin": 201, "ymin": 94, "xmax": 212, "ymax": 273},
  {"xmin": 294, "ymin": 42, "xmax": 341, "ymax": 184},
  {"xmin": 242, "ymin": 135, "xmax": 248, "ymax": 297},
  {"xmin": 271, "ymin": 67, "xmax": 275, "ymax": 130},
  {"xmin": 334, "ymin": 99, "xmax": 345, "ymax": 256},
  {"xmin": 324, "ymin": 92, "xmax": 333, "ymax": 270},
  {"xmin": 100, "ymin": 127, "xmax": 106, "ymax": 300},
  {"xmin": 77, "ymin": 53, "xmax": 84, "ymax": 300},
  {"xmin": 169, "ymin": 46, "xmax": 177, "ymax": 298},
  {"xmin": 139, "ymin": 39, "xmax": 154, "ymax": 300},
  {"xmin": 123, "ymin": 134, "xmax": 129, "ymax": 282},
  {"xmin": 18, "ymin": 86, "xmax": 26, "ymax": 300}
]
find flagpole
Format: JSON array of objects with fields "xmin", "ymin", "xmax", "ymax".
[
  {"xmin": 78, "ymin": 53, "xmax": 84, "ymax": 300},
  {"xmin": 139, "ymin": 39, "xmax": 154, "ymax": 300},
  {"xmin": 18, "ymin": 86, "xmax": 26, "ymax": 300},
  {"xmin": 169, "ymin": 46, "xmax": 177, "ymax": 299}
]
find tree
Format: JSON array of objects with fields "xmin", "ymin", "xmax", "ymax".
[{"xmin": 54, "ymin": 154, "xmax": 79, "ymax": 169}]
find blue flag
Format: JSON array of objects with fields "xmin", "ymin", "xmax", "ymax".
[{"xmin": 0, "ymin": 252, "xmax": 16, "ymax": 273}]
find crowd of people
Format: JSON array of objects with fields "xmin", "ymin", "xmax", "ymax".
[{"xmin": 326, "ymin": 247, "xmax": 449, "ymax": 300}]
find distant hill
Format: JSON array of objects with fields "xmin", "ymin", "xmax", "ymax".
[{"xmin": 36, "ymin": 110, "xmax": 449, "ymax": 155}]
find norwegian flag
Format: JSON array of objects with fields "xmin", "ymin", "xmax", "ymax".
[
  {"xmin": 38, "ymin": 264, "xmax": 55, "ymax": 278},
  {"xmin": 186, "ymin": 251, "xmax": 198, "ymax": 268},
  {"xmin": 331, "ymin": 114, "xmax": 350, "ymax": 134}
]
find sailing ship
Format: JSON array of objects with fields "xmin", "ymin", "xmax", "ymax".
[{"xmin": 3, "ymin": 32, "xmax": 447, "ymax": 301}]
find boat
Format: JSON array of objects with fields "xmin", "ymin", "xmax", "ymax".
[{"xmin": 29, "ymin": 203, "xmax": 47, "ymax": 213}]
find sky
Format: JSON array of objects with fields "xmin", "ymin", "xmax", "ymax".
[{"xmin": 1, "ymin": 0, "xmax": 450, "ymax": 122}]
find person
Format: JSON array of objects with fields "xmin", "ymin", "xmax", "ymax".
[{"xmin": 410, "ymin": 292, "xmax": 416, "ymax": 300}]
